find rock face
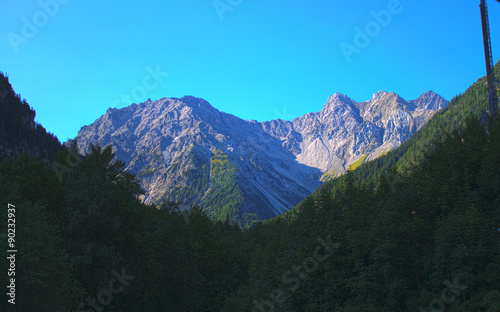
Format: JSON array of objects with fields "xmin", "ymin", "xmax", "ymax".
[
  {"xmin": 269, "ymin": 90, "xmax": 449, "ymax": 175},
  {"xmin": 74, "ymin": 91, "xmax": 447, "ymax": 223}
]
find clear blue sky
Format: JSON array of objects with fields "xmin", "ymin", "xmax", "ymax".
[{"xmin": 1, "ymin": 0, "xmax": 499, "ymax": 141}]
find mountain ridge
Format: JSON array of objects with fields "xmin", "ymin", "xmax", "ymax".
[{"xmin": 74, "ymin": 90, "xmax": 448, "ymax": 225}]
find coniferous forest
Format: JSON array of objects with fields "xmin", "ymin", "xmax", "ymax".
[{"xmin": 0, "ymin": 62, "xmax": 500, "ymax": 311}]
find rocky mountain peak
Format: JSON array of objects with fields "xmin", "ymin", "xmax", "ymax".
[
  {"xmin": 327, "ymin": 92, "xmax": 353, "ymax": 103},
  {"xmin": 169, "ymin": 96, "xmax": 218, "ymax": 112},
  {"xmin": 74, "ymin": 90, "xmax": 448, "ymax": 224},
  {"xmin": 410, "ymin": 90, "xmax": 448, "ymax": 111},
  {"xmin": 323, "ymin": 93, "xmax": 356, "ymax": 111},
  {"xmin": 372, "ymin": 91, "xmax": 389, "ymax": 100}
]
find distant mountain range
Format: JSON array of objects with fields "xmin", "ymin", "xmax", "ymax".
[{"xmin": 74, "ymin": 91, "xmax": 448, "ymax": 225}]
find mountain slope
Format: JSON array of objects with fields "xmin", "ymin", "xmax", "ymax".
[
  {"xmin": 74, "ymin": 91, "xmax": 447, "ymax": 224},
  {"xmin": 225, "ymin": 98, "xmax": 500, "ymax": 312},
  {"xmin": 263, "ymin": 91, "xmax": 448, "ymax": 177},
  {"xmin": 75, "ymin": 96, "xmax": 322, "ymax": 224},
  {"xmin": 0, "ymin": 72, "xmax": 61, "ymax": 162},
  {"xmin": 287, "ymin": 59, "xmax": 500, "ymax": 221}
]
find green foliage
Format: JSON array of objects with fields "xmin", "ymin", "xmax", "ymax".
[
  {"xmin": 0, "ymin": 157, "xmax": 83, "ymax": 312},
  {"xmin": 1, "ymin": 62, "xmax": 499, "ymax": 311},
  {"xmin": 320, "ymin": 169, "xmax": 338, "ymax": 182},
  {"xmin": 0, "ymin": 143, "xmax": 251, "ymax": 311},
  {"xmin": 307, "ymin": 60, "xmax": 500, "ymax": 197},
  {"xmin": 204, "ymin": 149, "xmax": 245, "ymax": 224},
  {"xmin": 162, "ymin": 148, "xmax": 264, "ymax": 227},
  {"xmin": 136, "ymin": 167, "xmax": 156, "ymax": 177},
  {"xmin": 347, "ymin": 154, "xmax": 367, "ymax": 171},
  {"xmin": 3, "ymin": 115, "xmax": 499, "ymax": 311},
  {"xmin": 221, "ymin": 115, "xmax": 500, "ymax": 311},
  {"xmin": 163, "ymin": 147, "xmax": 210, "ymax": 206},
  {"xmin": 0, "ymin": 73, "xmax": 61, "ymax": 161}
]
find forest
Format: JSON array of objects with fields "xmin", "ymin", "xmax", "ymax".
[
  {"xmin": 0, "ymin": 62, "xmax": 499, "ymax": 311},
  {"xmin": 0, "ymin": 73, "xmax": 61, "ymax": 162}
]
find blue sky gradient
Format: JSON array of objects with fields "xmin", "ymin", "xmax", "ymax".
[{"xmin": 1, "ymin": 0, "xmax": 499, "ymax": 141}]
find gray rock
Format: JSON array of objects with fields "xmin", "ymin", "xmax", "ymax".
[{"xmin": 74, "ymin": 91, "xmax": 447, "ymax": 221}]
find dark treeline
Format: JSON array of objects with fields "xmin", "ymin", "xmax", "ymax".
[
  {"xmin": 0, "ymin": 143, "xmax": 249, "ymax": 312},
  {"xmin": 310, "ymin": 60, "xmax": 500, "ymax": 190},
  {"xmin": 0, "ymin": 62, "xmax": 499, "ymax": 310},
  {"xmin": 231, "ymin": 115, "xmax": 500, "ymax": 311},
  {"xmin": 0, "ymin": 73, "xmax": 61, "ymax": 162},
  {"xmin": 0, "ymin": 113, "xmax": 499, "ymax": 311}
]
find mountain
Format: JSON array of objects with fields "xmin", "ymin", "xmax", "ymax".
[
  {"xmin": 74, "ymin": 91, "xmax": 447, "ymax": 225},
  {"xmin": 262, "ymin": 91, "xmax": 447, "ymax": 179},
  {"xmin": 223, "ymin": 62, "xmax": 500, "ymax": 312},
  {"xmin": 300, "ymin": 58, "xmax": 500, "ymax": 194},
  {"xmin": 0, "ymin": 72, "xmax": 61, "ymax": 162}
]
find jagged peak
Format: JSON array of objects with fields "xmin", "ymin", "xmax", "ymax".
[
  {"xmin": 411, "ymin": 90, "xmax": 437, "ymax": 100},
  {"xmin": 172, "ymin": 96, "xmax": 216, "ymax": 110},
  {"xmin": 422, "ymin": 90, "xmax": 437, "ymax": 96},
  {"xmin": 323, "ymin": 93, "xmax": 355, "ymax": 110},
  {"xmin": 410, "ymin": 90, "xmax": 448, "ymax": 110},
  {"xmin": 371, "ymin": 91, "xmax": 407, "ymax": 103},
  {"xmin": 372, "ymin": 91, "xmax": 389, "ymax": 100},
  {"xmin": 327, "ymin": 92, "xmax": 353, "ymax": 102},
  {"xmin": 105, "ymin": 96, "xmax": 219, "ymax": 117}
]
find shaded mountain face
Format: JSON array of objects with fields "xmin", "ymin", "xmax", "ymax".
[
  {"xmin": 0, "ymin": 72, "xmax": 61, "ymax": 162},
  {"xmin": 74, "ymin": 91, "xmax": 447, "ymax": 224}
]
